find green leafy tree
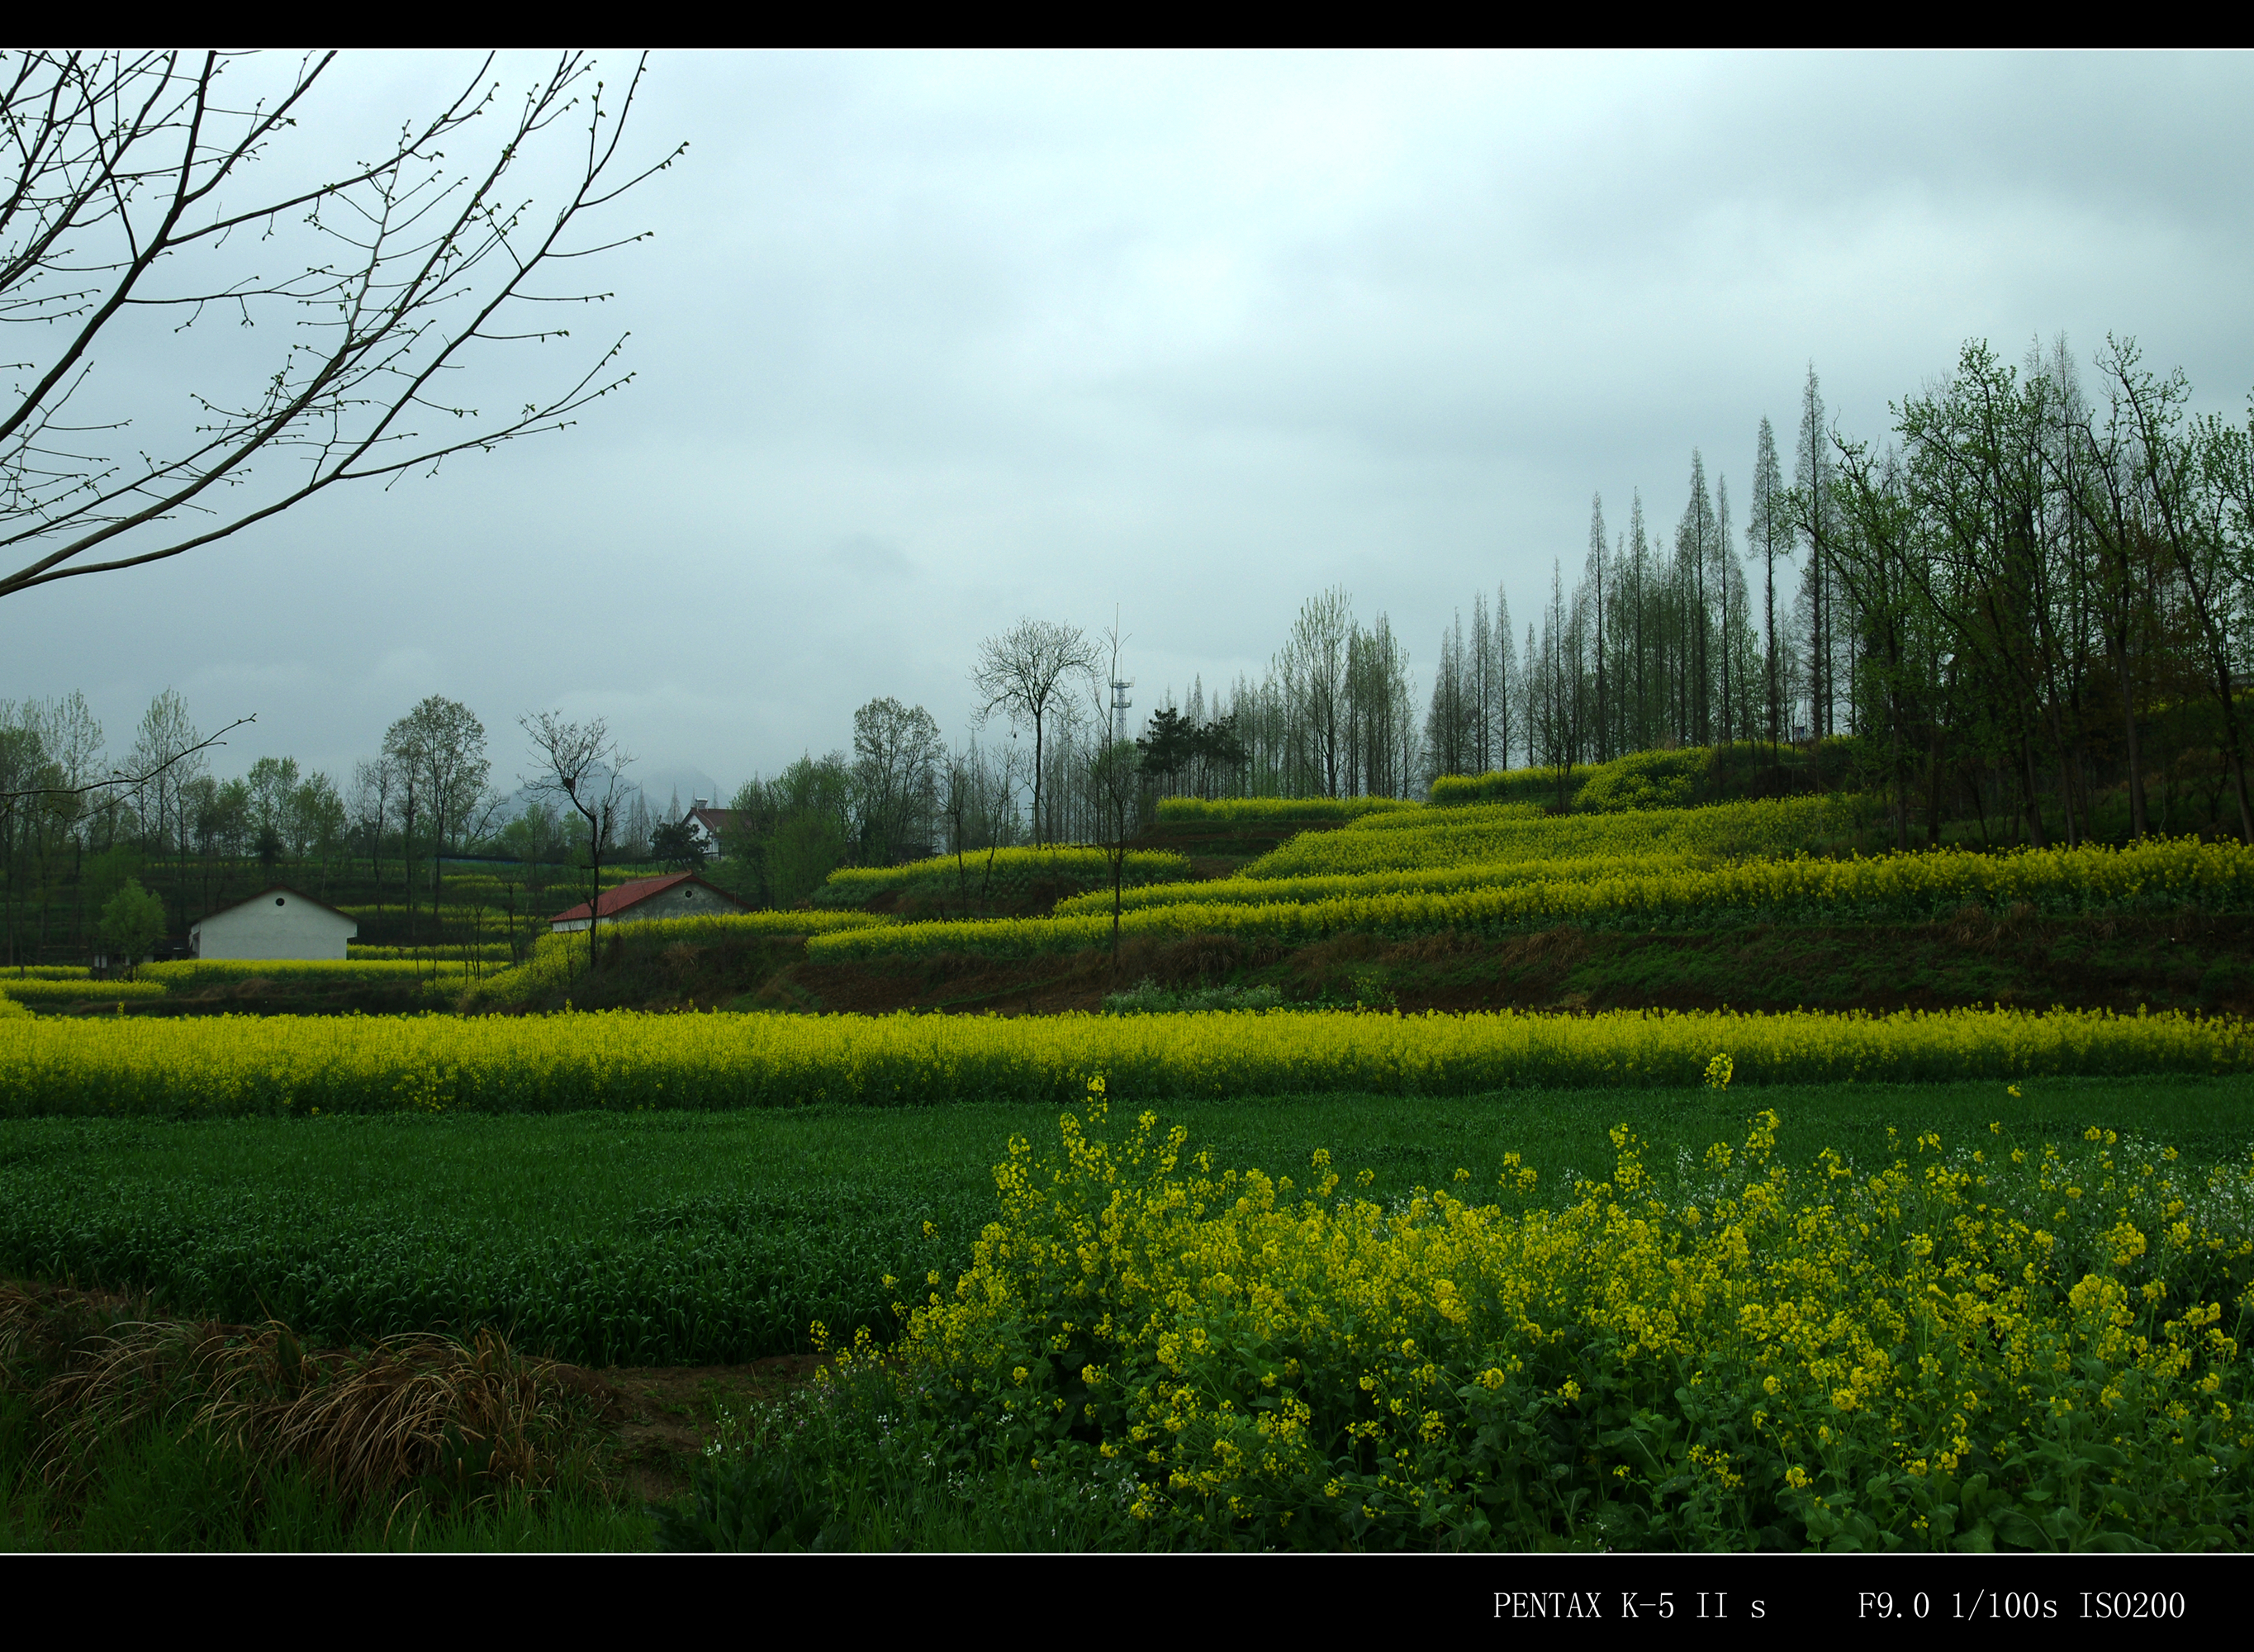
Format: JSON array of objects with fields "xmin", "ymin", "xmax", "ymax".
[
  {"xmin": 728, "ymin": 756, "xmax": 855, "ymax": 907},
  {"xmin": 649, "ymin": 819, "xmax": 708, "ymax": 871},
  {"xmin": 852, "ymin": 696, "xmax": 943, "ymax": 866},
  {"xmin": 244, "ymin": 756, "xmax": 301, "ymax": 851},
  {"xmin": 98, "ymin": 877, "xmax": 165, "ymax": 976},
  {"xmin": 290, "ymin": 771, "xmax": 347, "ymax": 866}
]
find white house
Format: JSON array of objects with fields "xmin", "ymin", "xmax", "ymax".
[
  {"xmin": 189, "ymin": 885, "xmax": 358, "ymax": 961},
  {"xmin": 548, "ymin": 872, "xmax": 753, "ymax": 933},
  {"xmin": 681, "ymin": 798, "xmax": 741, "ymax": 856}
]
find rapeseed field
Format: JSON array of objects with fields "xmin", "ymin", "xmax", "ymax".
[
  {"xmin": 812, "ymin": 788, "xmax": 2254, "ymax": 962},
  {"xmin": 6, "ymin": 1003, "xmax": 2253, "ymax": 1116}
]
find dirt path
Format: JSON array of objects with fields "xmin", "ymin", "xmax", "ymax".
[{"xmin": 568, "ymin": 1354, "xmax": 827, "ymax": 1502}]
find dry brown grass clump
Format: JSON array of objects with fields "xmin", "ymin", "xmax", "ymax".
[{"xmin": 1, "ymin": 1281, "xmax": 600, "ymax": 1517}]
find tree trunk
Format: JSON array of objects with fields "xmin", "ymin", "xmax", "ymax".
[
  {"xmin": 1924, "ymin": 729, "xmax": 1943, "ymax": 847},
  {"xmin": 2119, "ymin": 638, "xmax": 2149, "ymax": 838},
  {"xmin": 2019, "ymin": 738, "xmax": 2048, "ymax": 847},
  {"xmin": 586, "ymin": 814, "xmax": 602, "ymax": 980}
]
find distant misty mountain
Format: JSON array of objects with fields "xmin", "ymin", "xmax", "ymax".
[{"xmin": 637, "ymin": 767, "xmax": 727, "ymax": 812}]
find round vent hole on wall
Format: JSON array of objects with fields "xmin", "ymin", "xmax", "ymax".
[{"xmin": 275, "ymin": 897, "xmax": 286, "ymax": 906}]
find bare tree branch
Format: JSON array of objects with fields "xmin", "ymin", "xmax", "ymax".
[
  {"xmin": 0, "ymin": 50, "xmax": 684, "ymax": 601},
  {"xmin": 0, "ymin": 711, "xmax": 252, "ymax": 802}
]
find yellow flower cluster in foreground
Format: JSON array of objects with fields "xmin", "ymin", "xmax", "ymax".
[
  {"xmin": 866, "ymin": 1089, "xmax": 2254, "ymax": 1547},
  {"xmin": 2, "ymin": 1004, "xmax": 2250, "ymax": 1116}
]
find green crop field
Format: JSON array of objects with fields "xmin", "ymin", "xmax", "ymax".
[{"xmin": 5, "ymin": 1075, "xmax": 2251, "ymax": 1368}]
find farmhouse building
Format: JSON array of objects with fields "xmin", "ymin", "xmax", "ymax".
[
  {"xmin": 681, "ymin": 798, "xmax": 741, "ymax": 855},
  {"xmin": 188, "ymin": 886, "xmax": 358, "ymax": 961},
  {"xmin": 548, "ymin": 872, "xmax": 753, "ymax": 933}
]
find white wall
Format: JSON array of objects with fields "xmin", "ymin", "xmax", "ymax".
[{"xmin": 192, "ymin": 894, "xmax": 358, "ymax": 961}]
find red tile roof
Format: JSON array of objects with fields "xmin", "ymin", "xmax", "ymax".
[{"xmin": 548, "ymin": 872, "xmax": 701, "ymax": 925}]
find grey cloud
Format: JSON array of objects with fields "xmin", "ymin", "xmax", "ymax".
[
  {"xmin": 7, "ymin": 50, "xmax": 2253, "ymax": 787},
  {"xmin": 825, "ymin": 534, "xmax": 920, "ymax": 582}
]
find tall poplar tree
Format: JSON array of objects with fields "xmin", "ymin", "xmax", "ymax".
[
  {"xmin": 1795, "ymin": 365, "xmax": 1831, "ymax": 738},
  {"xmin": 1749, "ymin": 415, "xmax": 1790, "ymax": 763}
]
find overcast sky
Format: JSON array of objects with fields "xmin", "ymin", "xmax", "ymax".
[{"xmin": 10, "ymin": 49, "xmax": 2254, "ymax": 805}]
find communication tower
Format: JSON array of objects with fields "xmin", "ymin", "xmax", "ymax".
[{"xmin": 1111, "ymin": 676, "xmax": 1134, "ymax": 746}]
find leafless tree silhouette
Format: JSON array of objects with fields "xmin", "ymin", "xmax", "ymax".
[{"xmin": 0, "ymin": 50, "xmax": 683, "ymax": 602}]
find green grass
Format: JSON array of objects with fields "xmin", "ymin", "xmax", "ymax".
[
  {"xmin": 0, "ymin": 1394, "xmax": 650, "ymax": 1553},
  {"xmin": 812, "ymin": 847, "xmax": 1192, "ymax": 913},
  {"xmin": 5, "ymin": 1075, "xmax": 2251, "ymax": 1370}
]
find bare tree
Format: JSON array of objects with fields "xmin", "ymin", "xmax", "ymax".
[
  {"xmin": 348, "ymin": 755, "xmax": 397, "ymax": 881},
  {"xmin": 1087, "ymin": 737, "xmax": 1142, "ymax": 972},
  {"xmin": 939, "ymin": 745, "xmax": 978, "ymax": 919},
  {"xmin": 520, "ymin": 710, "xmax": 632, "ymax": 976},
  {"xmin": 970, "ymin": 618, "xmax": 1099, "ymax": 847},
  {"xmin": 1, "ymin": 50, "xmax": 681, "ymax": 603},
  {"xmin": 1795, "ymin": 365, "xmax": 1833, "ymax": 738},
  {"xmin": 977, "ymin": 739, "xmax": 1024, "ymax": 912},
  {"xmin": 127, "ymin": 689, "xmax": 206, "ymax": 928},
  {"xmin": 1277, "ymin": 587, "xmax": 1355, "ymax": 797}
]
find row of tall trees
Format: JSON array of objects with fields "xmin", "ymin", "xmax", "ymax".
[
  {"xmin": 1, "ymin": 677, "xmax": 774, "ymax": 959},
  {"xmin": 22, "ymin": 333, "xmax": 2248, "ymax": 957},
  {"xmin": 1125, "ymin": 590, "xmax": 1424, "ymax": 804},
  {"xmin": 0, "ymin": 692, "xmax": 127, "ymax": 967},
  {"xmin": 1439, "ymin": 391, "xmax": 1819, "ymax": 795},
  {"xmin": 1815, "ymin": 335, "xmax": 2254, "ymax": 847},
  {"xmin": 1412, "ymin": 335, "xmax": 2254, "ymax": 848}
]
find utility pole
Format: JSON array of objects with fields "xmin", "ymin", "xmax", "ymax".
[{"xmin": 1106, "ymin": 605, "xmax": 1134, "ymax": 745}]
